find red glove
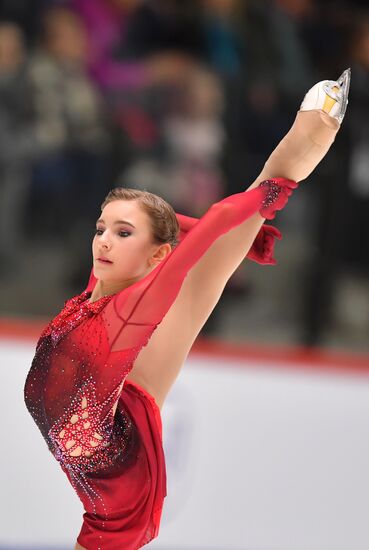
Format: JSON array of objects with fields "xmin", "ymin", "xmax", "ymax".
[{"xmin": 258, "ymin": 177, "xmax": 299, "ymax": 220}]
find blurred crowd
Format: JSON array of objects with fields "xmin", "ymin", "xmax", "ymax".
[{"xmin": 0, "ymin": 0, "xmax": 368, "ymax": 348}]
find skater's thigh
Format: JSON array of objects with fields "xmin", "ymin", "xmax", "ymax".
[{"xmin": 74, "ymin": 541, "xmax": 86, "ymax": 550}]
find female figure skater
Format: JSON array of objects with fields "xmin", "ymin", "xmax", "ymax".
[{"xmin": 24, "ymin": 71, "xmax": 350, "ymax": 550}]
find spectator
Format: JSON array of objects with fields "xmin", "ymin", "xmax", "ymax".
[
  {"xmin": 27, "ymin": 6, "xmax": 110, "ymax": 289},
  {"xmin": 72, "ymin": 0, "xmax": 197, "ymax": 93},
  {"xmin": 201, "ymin": 0, "xmax": 245, "ymax": 77},
  {"xmin": 0, "ymin": 23, "xmax": 39, "ymax": 278},
  {"xmin": 347, "ymin": 15, "xmax": 369, "ymax": 204},
  {"xmin": 71, "ymin": 0, "xmax": 200, "ymax": 181},
  {"xmin": 238, "ymin": 0, "xmax": 316, "ymax": 110},
  {"xmin": 124, "ymin": 0, "xmax": 205, "ymax": 61},
  {"xmin": 301, "ymin": 11, "xmax": 369, "ymax": 345},
  {"xmin": 163, "ymin": 67, "xmax": 225, "ymax": 216},
  {"xmin": 0, "ymin": 0, "xmax": 49, "ymax": 46}
]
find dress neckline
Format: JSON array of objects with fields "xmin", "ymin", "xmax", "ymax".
[
  {"xmin": 83, "ymin": 263, "xmax": 163, "ymax": 306},
  {"xmin": 86, "ymin": 291, "xmax": 115, "ymax": 305},
  {"xmin": 79, "ymin": 290, "xmax": 115, "ymax": 310}
]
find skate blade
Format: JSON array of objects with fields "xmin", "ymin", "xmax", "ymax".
[{"xmin": 336, "ymin": 67, "xmax": 351, "ymax": 122}]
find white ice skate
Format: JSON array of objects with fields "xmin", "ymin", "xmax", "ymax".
[{"xmin": 300, "ymin": 68, "xmax": 351, "ymax": 124}]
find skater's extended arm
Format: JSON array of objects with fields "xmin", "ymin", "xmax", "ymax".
[{"xmin": 184, "ymin": 70, "xmax": 350, "ymax": 303}]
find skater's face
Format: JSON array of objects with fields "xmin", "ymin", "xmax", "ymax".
[{"xmin": 92, "ymin": 200, "xmax": 171, "ymax": 287}]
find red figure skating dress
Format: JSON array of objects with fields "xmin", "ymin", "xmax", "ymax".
[{"xmin": 24, "ymin": 178, "xmax": 297, "ymax": 549}]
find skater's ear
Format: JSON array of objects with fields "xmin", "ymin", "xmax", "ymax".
[{"xmin": 148, "ymin": 243, "xmax": 172, "ymax": 268}]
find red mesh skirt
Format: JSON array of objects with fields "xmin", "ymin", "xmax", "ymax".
[{"xmin": 74, "ymin": 379, "xmax": 167, "ymax": 549}]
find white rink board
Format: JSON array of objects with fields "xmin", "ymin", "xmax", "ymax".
[{"xmin": 1, "ymin": 338, "xmax": 369, "ymax": 550}]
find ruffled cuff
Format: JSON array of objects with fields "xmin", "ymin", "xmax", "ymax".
[
  {"xmin": 247, "ymin": 224, "xmax": 282, "ymax": 265},
  {"xmin": 258, "ymin": 177, "xmax": 299, "ymax": 220}
]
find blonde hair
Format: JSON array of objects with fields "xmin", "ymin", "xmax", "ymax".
[{"xmin": 101, "ymin": 187, "xmax": 180, "ymax": 248}]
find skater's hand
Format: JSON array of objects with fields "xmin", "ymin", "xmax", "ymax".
[{"xmin": 300, "ymin": 68, "xmax": 351, "ymax": 123}]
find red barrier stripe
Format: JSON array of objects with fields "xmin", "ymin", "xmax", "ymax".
[
  {"xmin": 1, "ymin": 316, "xmax": 369, "ymax": 373},
  {"xmin": 191, "ymin": 337, "xmax": 369, "ymax": 374},
  {"xmin": 0, "ymin": 317, "xmax": 47, "ymax": 340}
]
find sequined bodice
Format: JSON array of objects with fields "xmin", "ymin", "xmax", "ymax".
[
  {"xmin": 24, "ymin": 290, "xmax": 138, "ymax": 474},
  {"xmin": 36, "ymin": 289, "xmax": 112, "ymax": 349}
]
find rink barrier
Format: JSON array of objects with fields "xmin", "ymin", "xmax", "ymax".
[{"xmin": 1, "ymin": 315, "xmax": 369, "ymax": 374}]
